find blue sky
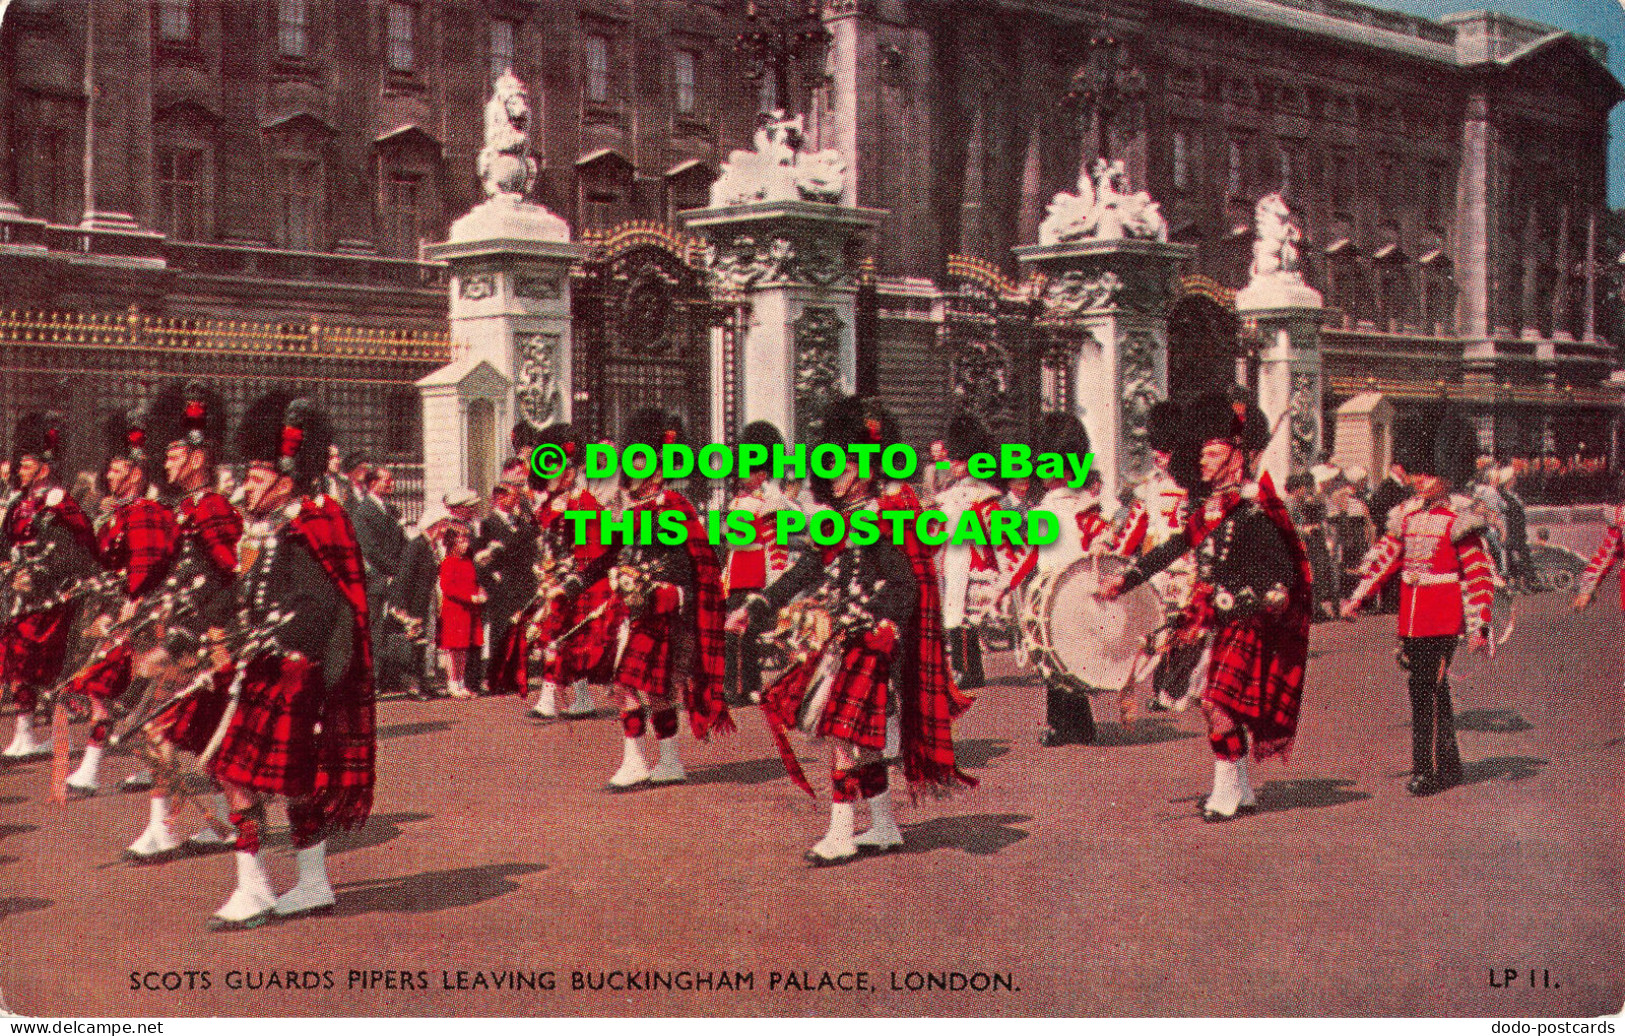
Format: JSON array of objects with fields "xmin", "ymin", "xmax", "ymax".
[{"xmin": 1365, "ymin": 0, "xmax": 1625, "ymax": 206}]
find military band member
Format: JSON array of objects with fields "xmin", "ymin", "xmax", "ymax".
[
  {"xmin": 62, "ymin": 409, "xmax": 180, "ymax": 796},
  {"xmin": 722, "ymin": 420, "xmax": 795, "ymax": 706},
  {"xmin": 1342, "ymin": 405, "xmax": 1494, "ymax": 796},
  {"xmin": 934, "ymin": 414, "xmax": 1003, "ymax": 689},
  {"xmin": 1113, "ymin": 401, "xmax": 1201, "ymax": 712},
  {"xmin": 730, "ymin": 395, "xmax": 975, "ymax": 865},
  {"xmin": 1001, "ymin": 413, "xmax": 1108, "ymax": 746},
  {"xmin": 1, "ymin": 412, "xmax": 100, "ymax": 760},
  {"xmin": 1103, "ymin": 394, "xmax": 1312, "ymax": 822},
  {"xmin": 125, "ymin": 382, "xmax": 241, "ymax": 860},
  {"xmin": 564, "ymin": 408, "xmax": 731, "ymax": 791},
  {"xmin": 205, "ymin": 393, "xmax": 375, "ymax": 930},
  {"xmin": 1573, "ymin": 483, "xmax": 1624, "ymax": 616}
]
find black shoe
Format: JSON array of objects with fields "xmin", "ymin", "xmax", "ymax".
[
  {"xmin": 1406, "ymin": 774, "xmax": 1455, "ymax": 796},
  {"xmin": 1040, "ymin": 726, "xmax": 1085, "ymax": 748}
]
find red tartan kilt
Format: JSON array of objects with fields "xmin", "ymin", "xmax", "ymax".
[
  {"xmin": 613, "ymin": 610, "xmax": 674, "ymax": 704},
  {"xmin": 1201, "ymin": 613, "xmax": 1307, "ymax": 758},
  {"xmin": 208, "ymin": 655, "xmax": 324, "ymax": 798},
  {"xmin": 149, "ymin": 673, "xmax": 231, "ymax": 755},
  {"xmin": 763, "ymin": 638, "xmax": 892, "ymax": 751},
  {"xmin": 561, "ymin": 578, "xmax": 621, "ymax": 681},
  {"xmin": 64, "ymin": 641, "xmax": 136, "ymax": 702},
  {"xmin": 0, "ymin": 603, "xmax": 80, "ymax": 686}
]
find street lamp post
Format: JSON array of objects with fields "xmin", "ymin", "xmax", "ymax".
[
  {"xmin": 735, "ymin": 1, "xmax": 831, "ymax": 116},
  {"xmin": 1063, "ymin": 31, "xmax": 1146, "ymax": 175}
]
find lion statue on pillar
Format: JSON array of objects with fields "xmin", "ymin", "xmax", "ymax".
[{"xmin": 478, "ymin": 70, "xmax": 538, "ymax": 199}]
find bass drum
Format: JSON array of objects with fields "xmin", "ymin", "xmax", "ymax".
[{"xmin": 1018, "ymin": 554, "xmax": 1163, "ymax": 693}]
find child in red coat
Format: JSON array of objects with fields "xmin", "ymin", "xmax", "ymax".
[{"xmin": 437, "ymin": 525, "xmax": 486, "ymax": 699}]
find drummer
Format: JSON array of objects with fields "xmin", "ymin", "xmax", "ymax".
[{"xmin": 999, "ymin": 413, "xmax": 1110, "ymax": 746}]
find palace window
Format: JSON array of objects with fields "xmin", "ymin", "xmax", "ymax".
[
  {"xmin": 387, "ymin": 2, "xmax": 415, "ymax": 74},
  {"xmin": 585, "ymin": 34, "xmax": 610, "ymax": 102},
  {"xmin": 1277, "ymin": 147, "xmax": 1293, "ymax": 195},
  {"xmin": 380, "ymin": 172, "xmax": 424, "ymax": 258},
  {"xmin": 157, "ymin": 0, "xmax": 195, "ymax": 41},
  {"xmin": 490, "ymin": 19, "xmax": 516, "ymax": 81},
  {"xmin": 1172, "ymin": 131, "xmax": 1190, "ymax": 191},
  {"xmin": 1226, "ymin": 139, "xmax": 1244, "ymax": 200},
  {"xmin": 758, "ymin": 75, "xmax": 778, "ymax": 115},
  {"xmin": 157, "ymin": 148, "xmax": 205, "ymax": 240},
  {"xmin": 674, "ymin": 50, "xmax": 698, "ymax": 114},
  {"xmin": 277, "ymin": 158, "xmax": 322, "ymax": 250},
  {"xmin": 277, "ymin": 0, "xmax": 309, "ymax": 58}
]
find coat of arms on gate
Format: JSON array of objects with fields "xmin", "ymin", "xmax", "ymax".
[{"xmin": 516, "ymin": 332, "xmax": 562, "ymax": 426}]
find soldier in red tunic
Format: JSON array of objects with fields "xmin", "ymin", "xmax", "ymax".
[
  {"xmin": 125, "ymin": 381, "xmax": 242, "ymax": 861},
  {"xmin": 1573, "ymin": 489, "xmax": 1624, "ymax": 617},
  {"xmin": 1102, "ymin": 394, "xmax": 1312, "ymax": 821},
  {"xmin": 205, "ymin": 394, "xmax": 375, "ymax": 930},
  {"xmin": 1342, "ymin": 405, "xmax": 1494, "ymax": 796},
  {"xmin": 61, "ymin": 408, "xmax": 180, "ymax": 796},
  {"xmin": 494, "ymin": 422, "xmax": 622, "ymax": 720},
  {"xmin": 1, "ymin": 412, "xmax": 99, "ymax": 761}
]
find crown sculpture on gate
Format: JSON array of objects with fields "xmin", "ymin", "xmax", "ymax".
[
  {"xmin": 708, "ymin": 109, "xmax": 848, "ymax": 207},
  {"xmin": 1037, "ymin": 157, "xmax": 1168, "ymax": 245}
]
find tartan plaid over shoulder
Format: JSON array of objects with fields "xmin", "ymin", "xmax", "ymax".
[
  {"xmin": 179, "ymin": 490, "xmax": 244, "ymax": 579},
  {"xmin": 288, "ymin": 495, "xmax": 376, "ymax": 829},
  {"xmin": 877, "ymin": 487, "xmax": 976, "ymax": 793},
  {"xmin": 99, "ymin": 498, "xmax": 179, "ymax": 598}
]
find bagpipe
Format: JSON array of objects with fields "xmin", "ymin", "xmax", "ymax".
[{"xmin": 0, "ymin": 542, "xmax": 125, "ymax": 625}]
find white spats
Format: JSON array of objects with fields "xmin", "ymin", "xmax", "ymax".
[
  {"xmin": 607, "ymin": 736, "xmax": 650, "ymax": 790},
  {"xmin": 648, "ymin": 737, "xmax": 686, "ymax": 785},
  {"xmin": 274, "ymin": 842, "xmax": 336, "ymax": 918},
  {"xmin": 66, "ymin": 744, "xmax": 105, "ymax": 794},
  {"xmin": 530, "ymin": 682, "xmax": 560, "ymax": 719},
  {"xmin": 565, "ymin": 681, "xmax": 595, "ymax": 717},
  {"xmin": 1203, "ymin": 758, "xmax": 1243, "ymax": 821},
  {"xmin": 1237, "ymin": 757, "xmax": 1257, "ymax": 810},
  {"xmin": 2, "ymin": 714, "xmax": 45, "ymax": 759},
  {"xmin": 883, "ymin": 713, "xmax": 901, "ymax": 760},
  {"xmin": 806, "ymin": 801, "xmax": 858, "ymax": 866},
  {"xmin": 854, "ymin": 790, "xmax": 904, "ymax": 854},
  {"xmin": 125, "ymin": 796, "xmax": 182, "ymax": 861},
  {"xmin": 208, "ymin": 851, "xmax": 275, "ymax": 930}
]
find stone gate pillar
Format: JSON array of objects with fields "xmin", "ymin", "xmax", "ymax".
[
  {"xmin": 1234, "ymin": 194, "xmax": 1326, "ymax": 487},
  {"xmin": 681, "ymin": 112, "xmax": 883, "ymax": 444},
  {"xmin": 419, "ymin": 72, "xmax": 583, "ymax": 509}
]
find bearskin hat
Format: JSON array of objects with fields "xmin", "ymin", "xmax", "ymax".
[
  {"xmin": 236, "ymin": 392, "xmax": 333, "ymax": 489},
  {"xmin": 944, "ymin": 413, "xmax": 995, "ymax": 463},
  {"xmin": 528, "ymin": 421, "xmax": 585, "ymax": 490},
  {"xmin": 101, "ymin": 405, "xmax": 151, "ymax": 469},
  {"xmin": 148, "ymin": 380, "xmax": 226, "ymax": 456},
  {"xmin": 808, "ymin": 395, "xmax": 896, "ymax": 504},
  {"xmin": 12, "ymin": 411, "xmax": 66, "ymax": 470},
  {"xmin": 1185, "ymin": 391, "xmax": 1271, "ymax": 455},
  {"xmin": 622, "ymin": 406, "xmax": 684, "ymax": 453},
  {"xmin": 739, "ymin": 419, "xmax": 784, "ymax": 452},
  {"xmin": 1392, "ymin": 403, "xmax": 1477, "ymax": 488},
  {"xmin": 1145, "ymin": 400, "xmax": 1183, "ymax": 456},
  {"xmin": 511, "ymin": 420, "xmax": 544, "ymax": 457},
  {"xmin": 1034, "ymin": 412, "xmax": 1090, "ymax": 461}
]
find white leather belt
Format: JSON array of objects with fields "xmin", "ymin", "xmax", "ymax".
[{"xmin": 1402, "ymin": 570, "xmax": 1460, "ymax": 586}]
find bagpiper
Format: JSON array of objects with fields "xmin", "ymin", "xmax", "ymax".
[
  {"xmin": 1, "ymin": 412, "xmax": 100, "ymax": 760},
  {"xmin": 60, "ymin": 407, "xmax": 181, "ymax": 796},
  {"xmin": 493, "ymin": 421, "xmax": 621, "ymax": 720},
  {"xmin": 570, "ymin": 407, "xmax": 731, "ymax": 790},
  {"xmin": 730, "ymin": 395, "xmax": 976, "ymax": 865},
  {"xmin": 1102, "ymin": 393, "xmax": 1312, "ymax": 821},
  {"xmin": 722, "ymin": 420, "xmax": 796, "ymax": 706},
  {"xmin": 1112, "ymin": 400, "xmax": 1202, "ymax": 712},
  {"xmin": 204, "ymin": 393, "xmax": 375, "ymax": 929},
  {"xmin": 933, "ymin": 414, "xmax": 1003, "ymax": 689},
  {"xmin": 125, "ymin": 381, "xmax": 242, "ymax": 861},
  {"xmin": 1342, "ymin": 404, "xmax": 1494, "ymax": 796},
  {"xmin": 1002, "ymin": 412, "xmax": 1111, "ymax": 746}
]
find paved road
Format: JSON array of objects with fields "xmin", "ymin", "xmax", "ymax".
[{"xmin": 0, "ymin": 590, "xmax": 1620, "ymax": 1018}]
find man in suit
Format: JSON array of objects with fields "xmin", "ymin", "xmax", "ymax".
[
  {"xmin": 474, "ymin": 481, "xmax": 537, "ymax": 698},
  {"xmin": 347, "ymin": 467, "xmax": 405, "ymax": 691}
]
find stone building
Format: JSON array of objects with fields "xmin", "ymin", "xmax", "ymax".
[{"xmin": 0, "ymin": 0, "xmax": 1618, "ymax": 489}]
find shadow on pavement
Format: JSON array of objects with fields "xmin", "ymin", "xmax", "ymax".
[
  {"xmin": 262, "ymin": 812, "xmax": 433, "ymax": 856},
  {"xmin": 900, "ymin": 813, "xmax": 1030, "ymax": 857},
  {"xmin": 1456, "ymin": 709, "xmax": 1533, "ymax": 733},
  {"xmin": 1093, "ymin": 718, "xmax": 1199, "ymax": 748},
  {"xmin": 0, "ymin": 824, "xmax": 37, "ymax": 844},
  {"xmin": 0, "ymin": 896, "xmax": 52, "ymax": 920},
  {"xmin": 1255, "ymin": 777, "xmax": 1371, "ymax": 814},
  {"xmin": 688, "ymin": 757, "xmax": 797, "ymax": 787},
  {"xmin": 1461, "ymin": 756, "xmax": 1548, "ymax": 785},
  {"xmin": 333, "ymin": 862, "xmax": 545, "ymax": 916},
  {"xmin": 377, "ymin": 721, "xmax": 456, "ymax": 741},
  {"xmin": 955, "ymin": 738, "xmax": 1010, "ymax": 769}
]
